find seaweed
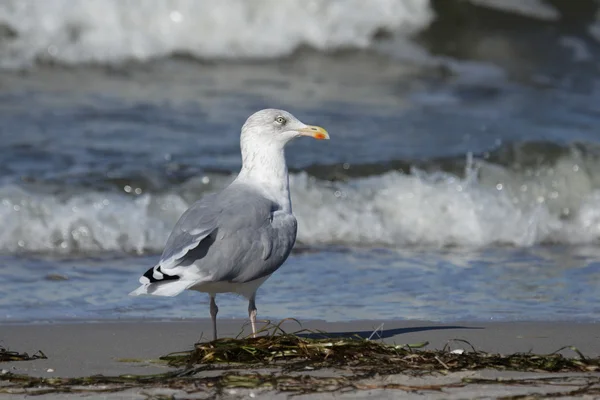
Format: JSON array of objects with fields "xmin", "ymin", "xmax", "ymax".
[
  {"xmin": 160, "ymin": 325, "xmax": 600, "ymax": 375},
  {"xmin": 1, "ymin": 323, "xmax": 600, "ymax": 396},
  {"xmin": 0, "ymin": 346, "xmax": 46, "ymax": 362}
]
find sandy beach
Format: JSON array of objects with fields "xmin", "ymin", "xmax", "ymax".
[{"xmin": 1, "ymin": 319, "xmax": 599, "ymax": 398}]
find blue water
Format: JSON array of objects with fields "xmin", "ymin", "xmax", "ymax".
[
  {"xmin": 2, "ymin": 1, "xmax": 600, "ymax": 324},
  {"xmin": 3, "ymin": 245, "xmax": 600, "ymax": 323}
]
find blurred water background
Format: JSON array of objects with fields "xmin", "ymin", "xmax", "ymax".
[{"xmin": 2, "ymin": 0, "xmax": 600, "ymax": 323}]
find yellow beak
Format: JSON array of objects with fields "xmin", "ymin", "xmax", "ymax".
[{"xmin": 297, "ymin": 125, "xmax": 330, "ymax": 140}]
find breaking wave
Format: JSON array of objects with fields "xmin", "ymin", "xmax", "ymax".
[
  {"xmin": 0, "ymin": 0, "xmax": 432, "ymax": 69},
  {"xmin": 2, "ymin": 142, "xmax": 600, "ymax": 254},
  {"xmin": 0, "ymin": 0, "xmax": 570, "ymax": 69}
]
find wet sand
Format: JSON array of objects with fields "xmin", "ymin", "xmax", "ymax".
[{"xmin": 1, "ymin": 319, "xmax": 599, "ymax": 398}]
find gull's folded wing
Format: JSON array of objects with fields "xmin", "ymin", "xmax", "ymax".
[{"xmin": 158, "ymin": 193, "xmax": 220, "ymax": 270}]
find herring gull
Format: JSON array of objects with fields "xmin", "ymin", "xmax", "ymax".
[{"xmin": 130, "ymin": 109, "xmax": 329, "ymax": 340}]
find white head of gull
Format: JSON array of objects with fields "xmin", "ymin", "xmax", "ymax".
[{"xmin": 130, "ymin": 109, "xmax": 329, "ymax": 340}]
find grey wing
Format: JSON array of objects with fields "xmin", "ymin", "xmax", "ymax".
[
  {"xmin": 158, "ymin": 193, "xmax": 220, "ymax": 270},
  {"xmin": 204, "ymin": 208, "xmax": 297, "ymax": 283},
  {"xmin": 141, "ymin": 184, "xmax": 297, "ymax": 286}
]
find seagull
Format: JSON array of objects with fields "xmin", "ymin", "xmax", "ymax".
[{"xmin": 130, "ymin": 109, "xmax": 329, "ymax": 340}]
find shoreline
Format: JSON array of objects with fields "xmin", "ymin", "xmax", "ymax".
[
  {"xmin": 2, "ymin": 319, "xmax": 599, "ymax": 375},
  {"xmin": 2, "ymin": 319, "xmax": 599, "ymax": 398}
]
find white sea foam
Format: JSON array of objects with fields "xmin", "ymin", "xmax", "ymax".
[
  {"xmin": 0, "ymin": 0, "xmax": 568, "ymax": 69},
  {"xmin": 1, "ymin": 153, "xmax": 600, "ymax": 254},
  {"xmin": 0, "ymin": 0, "xmax": 433, "ymax": 68},
  {"xmin": 292, "ymin": 164, "xmax": 595, "ymax": 248},
  {"xmin": 0, "ymin": 185, "xmax": 189, "ymax": 254}
]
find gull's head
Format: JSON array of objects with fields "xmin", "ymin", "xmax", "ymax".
[{"xmin": 241, "ymin": 109, "xmax": 329, "ymax": 147}]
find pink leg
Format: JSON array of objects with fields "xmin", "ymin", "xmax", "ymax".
[
  {"xmin": 210, "ymin": 295, "xmax": 218, "ymax": 341},
  {"xmin": 248, "ymin": 295, "xmax": 257, "ymax": 337}
]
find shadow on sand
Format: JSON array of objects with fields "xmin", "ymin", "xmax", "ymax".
[{"xmin": 296, "ymin": 325, "xmax": 484, "ymax": 340}]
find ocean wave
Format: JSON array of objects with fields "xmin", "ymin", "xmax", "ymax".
[
  {"xmin": 2, "ymin": 143, "xmax": 600, "ymax": 254},
  {"xmin": 0, "ymin": 0, "xmax": 432, "ymax": 69},
  {"xmin": 0, "ymin": 0, "xmax": 577, "ymax": 69},
  {"xmin": 294, "ymin": 156, "xmax": 598, "ymax": 248}
]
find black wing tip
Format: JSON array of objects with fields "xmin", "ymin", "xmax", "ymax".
[{"xmin": 142, "ymin": 266, "xmax": 180, "ymax": 283}]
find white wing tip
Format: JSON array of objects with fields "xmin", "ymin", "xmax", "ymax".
[
  {"xmin": 129, "ymin": 280, "xmax": 194, "ymax": 297},
  {"xmin": 129, "ymin": 284, "xmax": 150, "ymax": 296}
]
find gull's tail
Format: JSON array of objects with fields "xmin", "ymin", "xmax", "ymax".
[
  {"xmin": 129, "ymin": 280, "xmax": 194, "ymax": 297},
  {"xmin": 129, "ymin": 264, "xmax": 194, "ymax": 297}
]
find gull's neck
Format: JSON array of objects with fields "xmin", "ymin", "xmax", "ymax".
[{"xmin": 237, "ymin": 139, "xmax": 292, "ymax": 213}]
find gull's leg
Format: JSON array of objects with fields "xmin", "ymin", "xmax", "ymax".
[
  {"xmin": 248, "ymin": 294, "xmax": 257, "ymax": 338},
  {"xmin": 210, "ymin": 295, "xmax": 218, "ymax": 341}
]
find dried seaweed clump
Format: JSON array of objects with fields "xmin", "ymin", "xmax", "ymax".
[
  {"xmin": 161, "ymin": 331, "xmax": 600, "ymax": 374},
  {"xmin": 0, "ymin": 346, "xmax": 46, "ymax": 362}
]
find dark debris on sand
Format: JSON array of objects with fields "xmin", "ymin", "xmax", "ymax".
[
  {"xmin": 161, "ymin": 331, "xmax": 600, "ymax": 375},
  {"xmin": 0, "ymin": 346, "xmax": 46, "ymax": 362},
  {"xmin": 2, "ymin": 325, "xmax": 600, "ymax": 396}
]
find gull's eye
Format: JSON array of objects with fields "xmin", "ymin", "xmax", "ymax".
[{"xmin": 275, "ymin": 116, "xmax": 286, "ymax": 125}]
